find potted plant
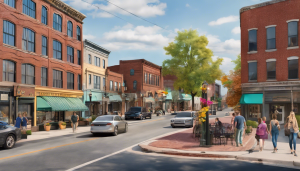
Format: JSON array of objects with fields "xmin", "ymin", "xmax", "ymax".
[
  {"xmin": 78, "ymin": 117, "xmax": 86, "ymax": 126},
  {"xmin": 58, "ymin": 121, "xmax": 66, "ymax": 130},
  {"xmin": 45, "ymin": 122, "xmax": 51, "ymax": 131}
]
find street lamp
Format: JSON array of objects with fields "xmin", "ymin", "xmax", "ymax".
[
  {"xmin": 140, "ymin": 93, "xmax": 143, "ymax": 107},
  {"xmin": 202, "ymin": 81, "xmax": 210, "ymax": 145},
  {"xmin": 89, "ymin": 90, "xmax": 92, "ymax": 117}
]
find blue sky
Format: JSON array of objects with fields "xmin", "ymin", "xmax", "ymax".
[{"xmin": 63, "ymin": 0, "xmax": 269, "ymax": 95}]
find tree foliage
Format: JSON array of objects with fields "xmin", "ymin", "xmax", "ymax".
[
  {"xmin": 162, "ymin": 29, "xmax": 223, "ymax": 110},
  {"xmin": 221, "ymin": 54, "xmax": 241, "ymax": 107}
]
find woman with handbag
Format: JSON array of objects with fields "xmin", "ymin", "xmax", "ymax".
[
  {"xmin": 270, "ymin": 114, "xmax": 280, "ymax": 153},
  {"xmin": 256, "ymin": 118, "xmax": 268, "ymax": 151},
  {"xmin": 284, "ymin": 111, "xmax": 299, "ymax": 156}
]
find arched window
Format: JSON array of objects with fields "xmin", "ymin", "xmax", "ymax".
[
  {"xmin": 67, "ymin": 21, "xmax": 73, "ymax": 37},
  {"xmin": 3, "ymin": 60, "xmax": 15, "ymax": 82},
  {"xmin": 77, "ymin": 26, "xmax": 81, "ymax": 41},
  {"xmin": 4, "ymin": 0, "xmax": 15, "ymax": 8},
  {"xmin": 22, "ymin": 64, "xmax": 35, "ymax": 85},
  {"xmin": 133, "ymin": 80, "xmax": 137, "ymax": 90},
  {"xmin": 41, "ymin": 6, "xmax": 47, "ymax": 25},
  {"xmin": 22, "ymin": 28, "xmax": 35, "ymax": 52},
  {"xmin": 130, "ymin": 69, "xmax": 134, "ymax": 76},
  {"xmin": 3, "ymin": 20, "xmax": 15, "ymax": 46},
  {"xmin": 23, "ymin": 0, "xmax": 36, "ymax": 18},
  {"xmin": 53, "ymin": 13, "xmax": 62, "ymax": 32},
  {"xmin": 53, "ymin": 40, "xmax": 62, "ymax": 60}
]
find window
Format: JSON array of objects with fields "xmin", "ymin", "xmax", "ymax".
[
  {"xmin": 4, "ymin": 0, "xmax": 15, "ymax": 8},
  {"xmin": 288, "ymin": 59, "xmax": 298, "ymax": 79},
  {"xmin": 42, "ymin": 36, "xmax": 47, "ymax": 56},
  {"xmin": 133, "ymin": 80, "xmax": 137, "ymax": 90},
  {"xmin": 53, "ymin": 13, "xmax": 62, "ymax": 32},
  {"xmin": 3, "ymin": 60, "xmax": 15, "ymax": 82},
  {"xmin": 158, "ymin": 76, "xmax": 159, "ymax": 86},
  {"xmin": 248, "ymin": 30, "xmax": 257, "ymax": 52},
  {"xmin": 148, "ymin": 73, "xmax": 151, "ymax": 84},
  {"xmin": 67, "ymin": 46, "xmax": 74, "ymax": 63},
  {"xmin": 53, "ymin": 40, "xmax": 62, "ymax": 60},
  {"xmin": 115, "ymin": 82, "xmax": 117, "ymax": 91},
  {"xmin": 89, "ymin": 74, "xmax": 91, "ymax": 85},
  {"xmin": 67, "ymin": 21, "xmax": 73, "ymax": 37},
  {"xmin": 78, "ymin": 75, "xmax": 81, "ymax": 90},
  {"xmin": 23, "ymin": 0, "xmax": 36, "ymax": 18},
  {"xmin": 77, "ymin": 50, "xmax": 81, "ymax": 65},
  {"xmin": 41, "ymin": 67, "xmax": 47, "ymax": 86},
  {"xmin": 67, "ymin": 72, "xmax": 74, "ymax": 89},
  {"xmin": 53, "ymin": 70, "xmax": 62, "ymax": 88},
  {"xmin": 119, "ymin": 82, "xmax": 121, "ymax": 91},
  {"xmin": 103, "ymin": 59, "xmax": 105, "ymax": 69},
  {"xmin": 22, "ymin": 64, "xmax": 35, "ymax": 85},
  {"xmin": 94, "ymin": 57, "xmax": 100, "ymax": 67},
  {"xmin": 266, "ymin": 61, "xmax": 276, "ymax": 80},
  {"xmin": 41, "ymin": 6, "xmax": 47, "ymax": 25},
  {"xmin": 123, "ymin": 80, "xmax": 126, "ymax": 87},
  {"xmin": 103, "ymin": 78, "xmax": 106, "ymax": 89},
  {"xmin": 248, "ymin": 62, "xmax": 257, "ymax": 81},
  {"xmin": 130, "ymin": 69, "xmax": 134, "ymax": 75},
  {"xmin": 77, "ymin": 26, "xmax": 81, "ymax": 41},
  {"xmin": 3, "ymin": 20, "xmax": 15, "ymax": 46},
  {"xmin": 22, "ymin": 28, "xmax": 35, "ymax": 52},
  {"xmin": 94, "ymin": 76, "xmax": 100, "ymax": 89},
  {"xmin": 88, "ymin": 54, "xmax": 92, "ymax": 64},
  {"xmin": 110, "ymin": 81, "xmax": 113, "ymax": 91},
  {"xmin": 288, "ymin": 21, "xmax": 298, "ymax": 47}
]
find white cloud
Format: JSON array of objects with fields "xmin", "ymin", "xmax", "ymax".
[
  {"xmin": 231, "ymin": 27, "xmax": 240, "ymax": 34},
  {"xmin": 186, "ymin": 4, "xmax": 190, "ymax": 7},
  {"xmin": 83, "ymin": 34, "xmax": 96, "ymax": 40},
  {"xmin": 212, "ymin": 56, "xmax": 235, "ymax": 75},
  {"xmin": 208, "ymin": 15, "xmax": 239, "ymax": 26},
  {"xmin": 207, "ymin": 35, "xmax": 240, "ymax": 55}
]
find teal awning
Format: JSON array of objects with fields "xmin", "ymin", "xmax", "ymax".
[
  {"xmin": 165, "ymin": 91, "xmax": 172, "ymax": 100},
  {"xmin": 181, "ymin": 94, "xmax": 192, "ymax": 101},
  {"xmin": 36, "ymin": 97, "xmax": 52, "ymax": 111},
  {"xmin": 109, "ymin": 95, "xmax": 122, "ymax": 102},
  {"xmin": 240, "ymin": 94, "xmax": 263, "ymax": 104},
  {"xmin": 40, "ymin": 96, "xmax": 89, "ymax": 111},
  {"xmin": 144, "ymin": 97, "xmax": 155, "ymax": 103}
]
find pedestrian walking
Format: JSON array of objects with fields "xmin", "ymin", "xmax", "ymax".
[
  {"xmin": 231, "ymin": 113, "xmax": 236, "ymax": 130},
  {"xmin": 234, "ymin": 111, "xmax": 246, "ymax": 147},
  {"xmin": 15, "ymin": 113, "xmax": 22, "ymax": 128},
  {"xmin": 71, "ymin": 112, "xmax": 78, "ymax": 133},
  {"xmin": 22, "ymin": 112, "xmax": 28, "ymax": 130},
  {"xmin": 76, "ymin": 113, "xmax": 79, "ymax": 130},
  {"xmin": 261, "ymin": 117, "xmax": 269, "ymax": 148},
  {"xmin": 256, "ymin": 118, "xmax": 268, "ymax": 151},
  {"xmin": 284, "ymin": 111, "xmax": 299, "ymax": 156},
  {"xmin": 270, "ymin": 114, "xmax": 280, "ymax": 153}
]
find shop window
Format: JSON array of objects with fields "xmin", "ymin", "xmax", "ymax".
[
  {"xmin": 41, "ymin": 67, "xmax": 47, "ymax": 86},
  {"xmin": 41, "ymin": 6, "xmax": 47, "ymax": 25},
  {"xmin": 53, "ymin": 40, "xmax": 62, "ymax": 60},
  {"xmin": 133, "ymin": 80, "xmax": 137, "ymax": 90},
  {"xmin": 94, "ymin": 76, "xmax": 100, "ymax": 89},
  {"xmin": 266, "ymin": 27, "xmax": 276, "ymax": 49},
  {"xmin": 248, "ymin": 62, "xmax": 257, "ymax": 81},
  {"xmin": 77, "ymin": 26, "xmax": 81, "ymax": 41},
  {"xmin": 119, "ymin": 82, "xmax": 121, "ymax": 91},
  {"xmin": 0, "ymin": 102, "xmax": 9, "ymax": 123},
  {"xmin": 42, "ymin": 36, "xmax": 47, "ymax": 56},
  {"xmin": 53, "ymin": 70, "xmax": 62, "ymax": 88},
  {"xmin": 115, "ymin": 82, "xmax": 117, "ymax": 91},
  {"xmin": 3, "ymin": 20, "xmax": 15, "ymax": 46},
  {"xmin": 67, "ymin": 46, "xmax": 74, "ymax": 63},
  {"xmin": 67, "ymin": 21, "xmax": 73, "ymax": 37},
  {"xmin": 67, "ymin": 72, "xmax": 74, "ymax": 89},
  {"xmin": 267, "ymin": 61, "xmax": 276, "ymax": 80},
  {"xmin": 89, "ymin": 74, "xmax": 91, "ymax": 85},
  {"xmin": 3, "ymin": 60, "xmax": 15, "ymax": 82},
  {"xmin": 4, "ymin": 0, "xmax": 15, "ymax": 8},
  {"xmin": 23, "ymin": 0, "xmax": 36, "ymax": 19},
  {"xmin": 22, "ymin": 28, "xmax": 35, "ymax": 52},
  {"xmin": 248, "ymin": 30, "xmax": 257, "ymax": 52},
  {"xmin": 22, "ymin": 64, "xmax": 35, "ymax": 85},
  {"xmin": 110, "ymin": 81, "xmax": 113, "ymax": 91},
  {"xmin": 288, "ymin": 59, "xmax": 298, "ymax": 79},
  {"xmin": 248, "ymin": 105, "xmax": 262, "ymax": 119},
  {"xmin": 130, "ymin": 69, "xmax": 134, "ymax": 76},
  {"xmin": 53, "ymin": 13, "xmax": 62, "ymax": 32},
  {"xmin": 288, "ymin": 21, "xmax": 298, "ymax": 47}
]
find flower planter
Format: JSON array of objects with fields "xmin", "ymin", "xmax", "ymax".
[
  {"xmin": 78, "ymin": 121, "xmax": 88, "ymax": 126},
  {"xmin": 45, "ymin": 125, "xmax": 51, "ymax": 131},
  {"xmin": 59, "ymin": 125, "xmax": 66, "ymax": 130}
]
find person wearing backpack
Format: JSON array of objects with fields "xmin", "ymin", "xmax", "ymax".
[
  {"xmin": 71, "ymin": 112, "xmax": 78, "ymax": 133},
  {"xmin": 270, "ymin": 114, "xmax": 280, "ymax": 153}
]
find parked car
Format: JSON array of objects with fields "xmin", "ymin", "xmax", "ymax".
[
  {"xmin": 125, "ymin": 107, "xmax": 152, "ymax": 120},
  {"xmin": 0, "ymin": 121, "xmax": 22, "ymax": 149},
  {"xmin": 170, "ymin": 112, "xmax": 195, "ymax": 128},
  {"xmin": 90, "ymin": 115, "xmax": 128, "ymax": 136}
]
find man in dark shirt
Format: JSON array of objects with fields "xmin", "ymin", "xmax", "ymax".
[
  {"xmin": 71, "ymin": 112, "xmax": 78, "ymax": 133},
  {"xmin": 234, "ymin": 111, "xmax": 246, "ymax": 147}
]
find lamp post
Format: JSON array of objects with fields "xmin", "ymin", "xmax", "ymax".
[
  {"xmin": 202, "ymin": 81, "xmax": 210, "ymax": 145},
  {"xmin": 89, "ymin": 90, "xmax": 92, "ymax": 117},
  {"xmin": 140, "ymin": 93, "xmax": 143, "ymax": 107}
]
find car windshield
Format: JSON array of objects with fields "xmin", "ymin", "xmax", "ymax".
[
  {"xmin": 129, "ymin": 107, "xmax": 141, "ymax": 112},
  {"xmin": 176, "ymin": 113, "xmax": 192, "ymax": 118},
  {"xmin": 94, "ymin": 116, "xmax": 114, "ymax": 121}
]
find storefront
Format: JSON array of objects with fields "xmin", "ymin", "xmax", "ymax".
[
  {"xmin": 0, "ymin": 89, "xmax": 14, "ymax": 124},
  {"xmin": 144, "ymin": 97, "xmax": 155, "ymax": 111},
  {"xmin": 83, "ymin": 90, "xmax": 107, "ymax": 117},
  {"xmin": 108, "ymin": 94, "xmax": 123, "ymax": 114}
]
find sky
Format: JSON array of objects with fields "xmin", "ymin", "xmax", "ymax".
[{"xmin": 63, "ymin": 0, "xmax": 269, "ymax": 96}]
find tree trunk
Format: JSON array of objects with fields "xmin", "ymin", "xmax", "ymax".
[{"xmin": 191, "ymin": 93, "xmax": 195, "ymax": 111}]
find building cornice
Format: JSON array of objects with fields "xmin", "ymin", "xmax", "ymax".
[
  {"xmin": 240, "ymin": 0, "xmax": 287, "ymax": 14},
  {"xmin": 242, "ymin": 81, "xmax": 300, "ymax": 88},
  {"xmin": 43, "ymin": 0, "xmax": 86, "ymax": 23}
]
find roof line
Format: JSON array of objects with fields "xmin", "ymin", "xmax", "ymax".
[{"xmin": 240, "ymin": 0, "xmax": 287, "ymax": 13}]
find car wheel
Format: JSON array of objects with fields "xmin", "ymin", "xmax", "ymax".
[
  {"xmin": 124, "ymin": 124, "xmax": 128, "ymax": 133},
  {"xmin": 149, "ymin": 115, "xmax": 152, "ymax": 119},
  {"xmin": 113, "ymin": 126, "xmax": 118, "ymax": 136},
  {"xmin": 4, "ymin": 134, "xmax": 15, "ymax": 149}
]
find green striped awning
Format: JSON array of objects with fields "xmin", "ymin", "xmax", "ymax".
[
  {"xmin": 109, "ymin": 95, "xmax": 122, "ymax": 102},
  {"xmin": 40, "ymin": 96, "xmax": 89, "ymax": 111},
  {"xmin": 36, "ymin": 97, "xmax": 52, "ymax": 111}
]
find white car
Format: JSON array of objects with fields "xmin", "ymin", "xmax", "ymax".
[
  {"xmin": 170, "ymin": 112, "xmax": 195, "ymax": 128},
  {"xmin": 91, "ymin": 115, "xmax": 128, "ymax": 136}
]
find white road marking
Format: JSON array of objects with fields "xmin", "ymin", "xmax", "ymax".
[{"xmin": 66, "ymin": 128, "xmax": 188, "ymax": 171}]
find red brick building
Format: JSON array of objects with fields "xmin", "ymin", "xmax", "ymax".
[
  {"xmin": 108, "ymin": 59, "xmax": 164, "ymax": 111},
  {"xmin": 0, "ymin": 0, "xmax": 86, "ymax": 129},
  {"xmin": 240, "ymin": 0, "xmax": 300, "ymax": 123}
]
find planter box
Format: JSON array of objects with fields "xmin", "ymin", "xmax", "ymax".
[{"xmin": 78, "ymin": 121, "xmax": 89, "ymax": 126}]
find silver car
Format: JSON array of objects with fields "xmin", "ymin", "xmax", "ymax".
[
  {"xmin": 90, "ymin": 115, "xmax": 128, "ymax": 136},
  {"xmin": 170, "ymin": 112, "xmax": 195, "ymax": 128}
]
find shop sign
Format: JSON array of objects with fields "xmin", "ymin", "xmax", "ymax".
[
  {"xmin": 102, "ymin": 98, "xmax": 109, "ymax": 102},
  {"xmin": 242, "ymin": 87, "xmax": 263, "ymax": 92},
  {"xmin": 272, "ymin": 97, "xmax": 290, "ymax": 102},
  {"xmin": 264, "ymin": 86, "xmax": 291, "ymax": 91},
  {"xmin": 0, "ymin": 94, "xmax": 8, "ymax": 101},
  {"xmin": 36, "ymin": 92, "xmax": 78, "ymax": 97},
  {"xmin": 14, "ymin": 86, "xmax": 35, "ymax": 97}
]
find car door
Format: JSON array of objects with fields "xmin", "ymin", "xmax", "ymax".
[
  {"xmin": 118, "ymin": 116, "xmax": 126, "ymax": 131},
  {"xmin": 114, "ymin": 116, "xmax": 120, "ymax": 130},
  {"xmin": 0, "ymin": 124, "xmax": 7, "ymax": 146}
]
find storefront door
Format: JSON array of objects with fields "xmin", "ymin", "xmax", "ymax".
[{"xmin": 278, "ymin": 106, "xmax": 285, "ymax": 124}]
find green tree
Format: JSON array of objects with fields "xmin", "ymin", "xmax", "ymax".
[
  {"xmin": 171, "ymin": 90, "xmax": 179, "ymax": 111},
  {"xmin": 162, "ymin": 29, "xmax": 223, "ymax": 111}
]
